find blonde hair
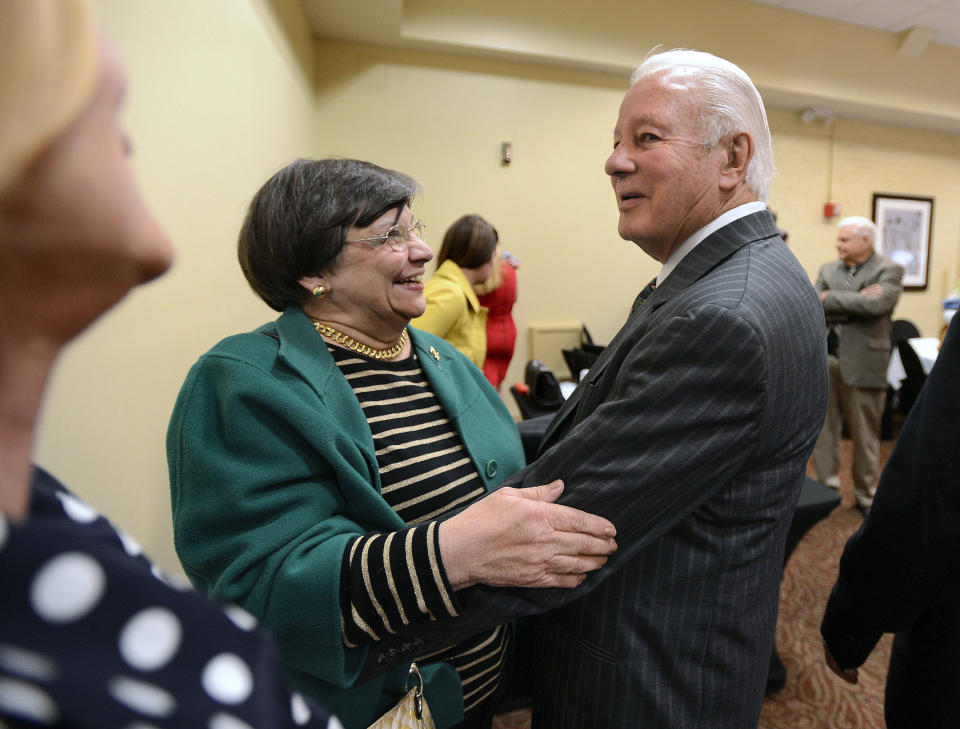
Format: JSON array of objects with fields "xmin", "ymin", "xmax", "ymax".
[{"xmin": 0, "ymin": 0, "xmax": 99, "ymax": 195}]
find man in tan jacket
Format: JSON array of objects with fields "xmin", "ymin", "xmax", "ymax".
[{"xmin": 813, "ymin": 216, "xmax": 904, "ymax": 511}]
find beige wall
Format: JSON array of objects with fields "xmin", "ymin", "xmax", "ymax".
[
  {"xmin": 33, "ymin": 0, "xmax": 960, "ymax": 569},
  {"xmin": 314, "ymin": 40, "xmax": 960, "ymax": 378},
  {"xmin": 35, "ymin": 0, "xmax": 319, "ymax": 570},
  {"xmin": 769, "ymin": 109, "xmax": 960, "ymax": 331},
  {"xmin": 312, "ymin": 41, "xmax": 654, "ymax": 344}
]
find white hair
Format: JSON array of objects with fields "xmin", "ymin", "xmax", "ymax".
[
  {"xmin": 838, "ymin": 216, "xmax": 877, "ymax": 245},
  {"xmin": 631, "ymin": 49, "xmax": 775, "ymax": 202}
]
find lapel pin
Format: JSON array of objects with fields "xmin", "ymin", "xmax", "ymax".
[{"xmin": 429, "ymin": 346, "xmax": 440, "ymax": 361}]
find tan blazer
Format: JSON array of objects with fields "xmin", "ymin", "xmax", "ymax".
[
  {"xmin": 413, "ymin": 259, "xmax": 488, "ymax": 368},
  {"xmin": 816, "ymin": 252, "xmax": 904, "ymax": 388}
]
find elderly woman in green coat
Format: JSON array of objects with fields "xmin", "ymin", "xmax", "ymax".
[{"xmin": 166, "ymin": 158, "xmax": 617, "ymax": 729}]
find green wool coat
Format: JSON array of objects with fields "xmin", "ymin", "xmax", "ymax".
[{"xmin": 167, "ymin": 305, "xmax": 525, "ymax": 729}]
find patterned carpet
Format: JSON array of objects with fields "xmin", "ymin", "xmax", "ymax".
[
  {"xmin": 492, "ymin": 437, "xmax": 897, "ymax": 729},
  {"xmin": 759, "ymin": 437, "xmax": 895, "ymax": 729}
]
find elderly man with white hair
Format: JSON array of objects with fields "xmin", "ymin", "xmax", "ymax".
[
  {"xmin": 374, "ymin": 48, "xmax": 828, "ymax": 729},
  {"xmin": 813, "ymin": 216, "xmax": 904, "ymax": 512}
]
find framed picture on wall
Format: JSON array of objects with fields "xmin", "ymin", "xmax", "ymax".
[{"xmin": 872, "ymin": 193, "xmax": 934, "ymax": 290}]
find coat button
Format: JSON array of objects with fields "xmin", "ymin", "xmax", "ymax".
[{"xmin": 485, "ymin": 460, "xmax": 498, "ymax": 478}]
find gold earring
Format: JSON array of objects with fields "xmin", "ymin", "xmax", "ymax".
[{"xmin": 312, "ymin": 284, "xmax": 328, "ymax": 299}]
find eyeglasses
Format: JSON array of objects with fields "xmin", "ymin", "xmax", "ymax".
[{"xmin": 346, "ymin": 219, "xmax": 426, "ymax": 252}]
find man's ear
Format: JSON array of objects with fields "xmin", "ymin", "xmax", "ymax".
[{"xmin": 719, "ymin": 132, "xmax": 753, "ymax": 192}]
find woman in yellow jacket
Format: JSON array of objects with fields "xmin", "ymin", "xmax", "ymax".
[{"xmin": 413, "ymin": 214, "xmax": 499, "ymax": 368}]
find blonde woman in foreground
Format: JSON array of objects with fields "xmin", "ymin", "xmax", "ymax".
[{"xmin": 0, "ymin": 2, "xmax": 338, "ymax": 726}]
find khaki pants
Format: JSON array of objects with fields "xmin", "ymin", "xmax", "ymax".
[{"xmin": 813, "ymin": 355, "xmax": 886, "ymax": 507}]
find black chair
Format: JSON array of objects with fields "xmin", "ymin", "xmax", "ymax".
[
  {"xmin": 561, "ymin": 348, "xmax": 602, "ymax": 382},
  {"xmin": 891, "ymin": 318, "xmax": 920, "ymax": 343},
  {"xmin": 561, "ymin": 326, "xmax": 605, "ymax": 382},
  {"xmin": 882, "ymin": 318, "xmax": 923, "ymax": 438},
  {"xmin": 766, "ymin": 477, "xmax": 842, "ymax": 694},
  {"xmin": 896, "ymin": 338, "xmax": 928, "ymax": 416},
  {"xmin": 510, "ymin": 360, "xmax": 564, "ymax": 420},
  {"xmin": 784, "ymin": 477, "xmax": 843, "ymax": 562}
]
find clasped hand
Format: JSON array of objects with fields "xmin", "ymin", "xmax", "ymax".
[
  {"xmin": 438, "ymin": 480, "xmax": 617, "ymax": 590},
  {"xmin": 823, "ymin": 639, "xmax": 859, "ymax": 684}
]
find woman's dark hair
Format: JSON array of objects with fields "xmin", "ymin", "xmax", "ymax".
[
  {"xmin": 238, "ymin": 158, "xmax": 418, "ymax": 312},
  {"xmin": 437, "ymin": 214, "xmax": 499, "ymax": 270}
]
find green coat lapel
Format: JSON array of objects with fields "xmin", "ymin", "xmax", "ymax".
[{"xmin": 273, "ymin": 306, "xmax": 380, "ymax": 486}]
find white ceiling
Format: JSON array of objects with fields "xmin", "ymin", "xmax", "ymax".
[{"xmin": 745, "ymin": 0, "xmax": 960, "ymax": 48}]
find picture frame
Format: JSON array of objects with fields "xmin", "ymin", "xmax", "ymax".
[{"xmin": 871, "ymin": 193, "xmax": 934, "ymax": 290}]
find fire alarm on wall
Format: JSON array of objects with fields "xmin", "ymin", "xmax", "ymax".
[{"xmin": 823, "ymin": 202, "xmax": 842, "ymax": 218}]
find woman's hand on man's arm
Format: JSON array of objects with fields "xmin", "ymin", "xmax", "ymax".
[{"xmin": 437, "ymin": 480, "xmax": 617, "ymax": 590}]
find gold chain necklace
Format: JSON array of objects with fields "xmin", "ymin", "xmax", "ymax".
[{"xmin": 312, "ymin": 321, "xmax": 408, "ymax": 360}]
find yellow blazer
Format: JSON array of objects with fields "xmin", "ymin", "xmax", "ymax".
[{"xmin": 413, "ymin": 259, "xmax": 488, "ymax": 368}]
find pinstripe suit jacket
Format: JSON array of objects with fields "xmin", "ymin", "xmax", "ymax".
[{"xmin": 377, "ymin": 210, "xmax": 828, "ymax": 728}]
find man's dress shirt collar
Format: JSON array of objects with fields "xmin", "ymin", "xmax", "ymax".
[{"xmin": 657, "ymin": 201, "xmax": 768, "ymax": 286}]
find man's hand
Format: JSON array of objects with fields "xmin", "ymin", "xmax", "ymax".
[
  {"xmin": 819, "ymin": 290, "xmax": 830, "ymax": 302},
  {"xmin": 823, "ymin": 639, "xmax": 859, "ymax": 684},
  {"xmin": 859, "ymin": 284, "xmax": 883, "ymax": 297}
]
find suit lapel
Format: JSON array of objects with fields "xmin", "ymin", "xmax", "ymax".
[
  {"xmin": 540, "ymin": 210, "xmax": 780, "ymax": 452},
  {"xmin": 851, "ymin": 254, "xmax": 880, "ymax": 289},
  {"xmin": 651, "ymin": 210, "xmax": 778, "ymax": 309},
  {"xmin": 826, "ymin": 261, "xmax": 846, "ymax": 289},
  {"xmin": 409, "ymin": 329, "xmax": 465, "ymax": 418}
]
